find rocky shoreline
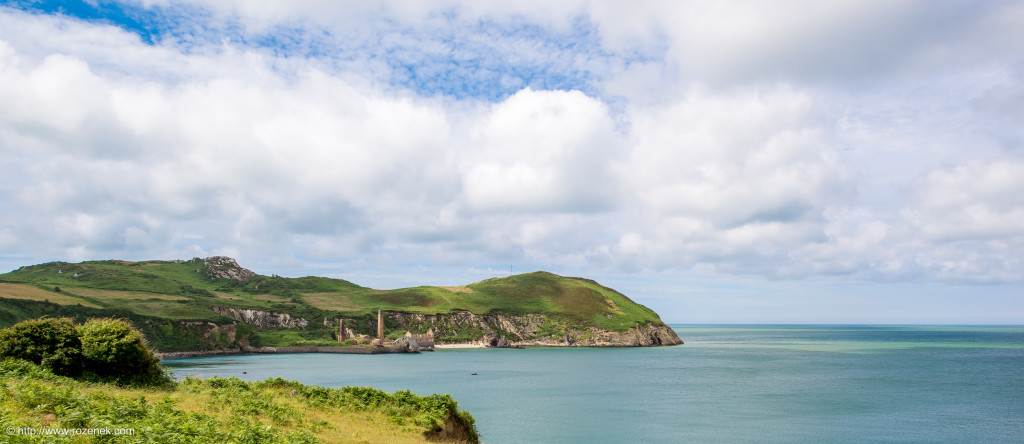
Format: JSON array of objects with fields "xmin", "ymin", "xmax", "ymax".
[
  {"xmin": 156, "ymin": 344, "xmax": 417, "ymax": 359},
  {"xmin": 156, "ymin": 309, "xmax": 683, "ymax": 358},
  {"xmin": 156, "ymin": 307, "xmax": 683, "ymax": 358},
  {"xmin": 388, "ymin": 311, "xmax": 684, "ymax": 348},
  {"xmin": 157, "ymin": 333, "xmax": 683, "ymax": 359}
]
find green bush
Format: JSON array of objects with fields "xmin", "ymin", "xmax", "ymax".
[
  {"xmin": 77, "ymin": 318, "xmax": 171, "ymax": 386},
  {"xmin": 0, "ymin": 317, "xmax": 83, "ymax": 376},
  {"xmin": 0, "ymin": 317, "xmax": 171, "ymax": 386}
]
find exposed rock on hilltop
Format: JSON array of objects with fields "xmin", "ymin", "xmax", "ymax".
[{"xmin": 201, "ymin": 256, "xmax": 256, "ymax": 282}]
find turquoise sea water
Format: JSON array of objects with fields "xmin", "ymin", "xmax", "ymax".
[{"xmin": 163, "ymin": 326, "xmax": 1024, "ymax": 443}]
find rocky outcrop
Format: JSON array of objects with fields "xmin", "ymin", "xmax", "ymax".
[
  {"xmin": 516, "ymin": 322, "xmax": 683, "ymax": 347},
  {"xmin": 424, "ymin": 411, "xmax": 479, "ymax": 443},
  {"xmin": 201, "ymin": 256, "xmax": 256, "ymax": 282},
  {"xmin": 387, "ymin": 311, "xmax": 682, "ymax": 347},
  {"xmin": 394, "ymin": 336, "xmax": 422, "ymax": 352},
  {"xmin": 213, "ymin": 306, "xmax": 308, "ymax": 329},
  {"xmin": 482, "ymin": 333, "xmax": 518, "ymax": 348}
]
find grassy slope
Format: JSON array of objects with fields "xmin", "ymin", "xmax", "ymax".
[
  {"xmin": 0, "ymin": 359, "xmax": 477, "ymax": 443},
  {"xmin": 0, "ymin": 259, "xmax": 667, "ymax": 347}
]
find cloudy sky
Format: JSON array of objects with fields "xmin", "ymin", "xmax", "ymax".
[{"xmin": 1, "ymin": 0, "xmax": 1022, "ymax": 323}]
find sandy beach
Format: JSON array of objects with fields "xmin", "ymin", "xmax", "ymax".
[{"xmin": 434, "ymin": 343, "xmax": 487, "ymax": 349}]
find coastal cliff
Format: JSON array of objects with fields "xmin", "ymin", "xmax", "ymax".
[{"xmin": 387, "ymin": 311, "xmax": 682, "ymax": 347}]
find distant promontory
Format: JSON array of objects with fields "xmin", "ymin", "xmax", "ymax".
[{"xmin": 0, "ymin": 257, "xmax": 682, "ymax": 353}]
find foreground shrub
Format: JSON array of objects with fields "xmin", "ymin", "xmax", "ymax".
[
  {"xmin": 0, "ymin": 317, "xmax": 171, "ymax": 386},
  {"xmin": 77, "ymin": 318, "xmax": 171, "ymax": 386},
  {"xmin": 0, "ymin": 317, "xmax": 83, "ymax": 376}
]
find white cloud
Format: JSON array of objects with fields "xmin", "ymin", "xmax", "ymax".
[
  {"xmin": 121, "ymin": 0, "xmax": 1024, "ymax": 90},
  {"xmin": 461, "ymin": 88, "xmax": 623, "ymax": 213},
  {"xmin": 590, "ymin": 1, "xmax": 1023, "ymax": 87},
  {"xmin": 605, "ymin": 85, "xmax": 850, "ymax": 271},
  {"xmin": 905, "ymin": 161, "xmax": 1024, "ymax": 242},
  {"xmin": 781, "ymin": 161, "xmax": 1024, "ymax": 283}
]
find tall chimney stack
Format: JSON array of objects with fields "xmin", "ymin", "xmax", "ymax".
[{"xmin": 377, "ymin": 310, "xmax": 384, "ymax": 340}]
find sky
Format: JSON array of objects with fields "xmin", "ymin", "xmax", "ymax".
[{"xmin": 0, "ymin": 0, "xmax": 1022, "ymax": 324}]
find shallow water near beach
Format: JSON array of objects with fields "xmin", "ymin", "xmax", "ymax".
[{"xmin": 163, "ymin": 325, "xmax": 1024, "ymax": 443}]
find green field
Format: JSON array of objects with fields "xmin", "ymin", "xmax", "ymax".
[{"xmin": 0, "ymin": 283, "xmax": 101, "ymax": 308}]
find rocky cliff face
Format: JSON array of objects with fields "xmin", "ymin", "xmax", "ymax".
[
  {"xmin": 388, "ymin": 311, "xmax": 682, "ymax": 347},
  {"xmin": 201, "ymin": 256, "xmax": 256, "ymax": 282},
  {"xmin": 518, "ymin": 322, "xmax": 683, "ymax": 347},
  {"xmin": 207, "ymin": 307, "xmax": 679, "ymax": 347},
  {"xmin": 213, "ymin": 306, "xmax": 308, "ymax": 329}
]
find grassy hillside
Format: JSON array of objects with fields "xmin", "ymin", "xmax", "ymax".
[
  {"xmin": 0, "ymin": 316, "xmax": 478, "ymax": 443},
  {"xmin": 0, "ymin": 258, "xmax": 668, "ymax": 350}
]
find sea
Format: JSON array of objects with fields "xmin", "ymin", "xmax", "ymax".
[{"xmin": 162, "ymin": 325, "xmax": 1024, "ymax": 443}]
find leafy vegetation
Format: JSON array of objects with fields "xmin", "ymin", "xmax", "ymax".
[
  {"xmin": 0, "ymin": 316, "xmax": 479, "ymax": 443},
  {"xmin": 0, "ymin": 362, "xmax": 477, "ymax": 443},
  {"xmin": 77, "ymin": 318, "xmax": 170, "ymax": 386},
  {"xmin": 0, "ymin": 318, "xmax": 171, "ymax": 386},
  {"xmin": 0, "ymin": 318, "xmax": 83, "ymax": 377}
]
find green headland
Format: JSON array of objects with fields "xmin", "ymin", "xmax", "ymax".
[{"xmin": 0, "ymin": 257, "xmax": 681, "ymax": 352}]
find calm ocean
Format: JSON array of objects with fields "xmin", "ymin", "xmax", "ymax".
[{"xmin": 163, "ymin": 326, "xmax": 1024, "ymax": 443}]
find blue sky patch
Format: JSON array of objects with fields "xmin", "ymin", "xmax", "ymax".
[{"xmin": 6, "ymin": 0, "xmax": 657, "ymax": 100}]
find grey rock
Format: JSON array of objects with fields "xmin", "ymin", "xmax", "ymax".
[
  {"xmin": 394, "ymin": 336, "xmax": 421, "ymax": 351},
  {"xmin": 213, "ymin": 306, "xmax": 308, "ymax": 329},
  {"xmin": 202, "ymin": 256, "xmax": 256, "ymax": 282}
]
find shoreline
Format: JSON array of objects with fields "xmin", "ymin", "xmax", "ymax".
[
  {"xmin": 159, "ymin": 344, "xmax": 486, "ymax": 358},
  {"xmin": 157, "ymin": 341, "xmax": 683, "ymax": 358},
  {"xmin": 157, "ymin": 345, "xmax": 418, "ymax": 359},
  {"xmin": 434, "ymin": 343, "xmax": 487, "ymax": 349}
]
